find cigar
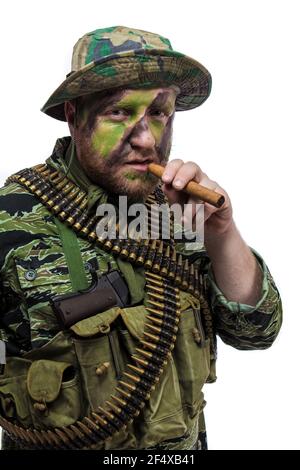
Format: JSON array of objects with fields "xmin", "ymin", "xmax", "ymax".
[{"xmin": 148, "ymin": 163, "xmax": 225, "ymax": 209}]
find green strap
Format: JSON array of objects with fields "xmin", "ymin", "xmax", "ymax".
[{"xmin": 54, "ymin": 218, "xmax": 89, "ymax": 291}]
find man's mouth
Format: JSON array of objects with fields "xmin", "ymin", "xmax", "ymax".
[{"xmin": 122, "ymin": 158, "xmax": 156, "ymax": 173}]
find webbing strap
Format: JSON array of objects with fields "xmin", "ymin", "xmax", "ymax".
[{"xmin": 54, "ymin": 218, "xmax": 89, "ymax": 291}]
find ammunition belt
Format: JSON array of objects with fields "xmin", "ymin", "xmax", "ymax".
[{"xmin": 1, "ymin": 165, "xmax": 216, "ymax": 450}]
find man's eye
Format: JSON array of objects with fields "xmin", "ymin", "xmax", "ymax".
[
  {"xmin": 150, "ymin": 110, "xmax": 166, "ymax": 118},
  {"xmin": 107, "ymin": 109, "xmax": 128, "ymax": 119}
]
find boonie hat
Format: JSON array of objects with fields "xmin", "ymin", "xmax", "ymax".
[{"xmin": 41, "ymin": 26, "xmax": 212, "ymax": 121}]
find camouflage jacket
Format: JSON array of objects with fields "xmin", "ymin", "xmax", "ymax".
[{"xmin": 0, "ymin": 137, "xmax": 282, "ymax": 450}]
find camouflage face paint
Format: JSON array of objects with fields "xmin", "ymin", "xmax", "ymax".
[
  {"xmin": 90, "ymin": 89, "xmax": 161, "ymax": 158},
  {"xmin": 91, "ymin": 120, "xmax": 126, "ymax": 159},
  {"xmin": 123, "ymin": 171, "xmax": 156, "ymax": 183},
  {"xmin": 79, "ymin": 88, "xmax": 177, "ymax": 160},
  {"xmin": 74, "ymin": 87, "xmax": 177, "ymax": 201}
]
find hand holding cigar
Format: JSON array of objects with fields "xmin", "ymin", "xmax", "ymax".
[{"xmin": 148, "ymin": 163, "xmax": 225, "ymax": 208}]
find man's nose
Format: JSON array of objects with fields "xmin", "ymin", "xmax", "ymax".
[{"xmin": 129, "ymin": 118, "xmax": 156, "ymax": 149}]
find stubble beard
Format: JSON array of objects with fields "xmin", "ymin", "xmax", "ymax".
[{"xmin": 76, "ymin": 137, "xmax": 168, "ymax": 203}]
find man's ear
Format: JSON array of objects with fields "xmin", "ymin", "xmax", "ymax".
[{"xmin": 64, "ymin": 100, "xmax": 76, "ymax": 136}]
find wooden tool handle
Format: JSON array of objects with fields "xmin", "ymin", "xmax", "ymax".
[{"xmin": 148, "ymin": 163, "xmax": 225, "ymax": 208}]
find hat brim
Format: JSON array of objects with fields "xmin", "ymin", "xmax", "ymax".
[{"xmin": 41, "ymin": 48, "xmax": 212, "ymax": 121}]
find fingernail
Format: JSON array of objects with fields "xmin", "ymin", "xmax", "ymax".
[
  {"xmin": 174, "ymin": 179, "xmax": 183, "ymax": 188},
  {"xmin": 162, "ymin": 172, "xmax": 171, "ymax": 182}
]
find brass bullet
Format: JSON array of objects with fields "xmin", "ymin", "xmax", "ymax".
[
  {"xmin": 103, "ymin": 240, "xmax": 113, "ymax": 251},
  {"xmin": 147, "ymin": 284, "xmax": 164, "ymax": 294},
  {"xmin": 91, "ymin": 412, "xmax": 108, "ymax": 427},
  {"xmin": 128, "ymin": 364, "xmax": 144, "ymax": 375},
  {"xmin": 147, "ymin": 285, "xmax": 180, "ymax": 301},
  {"xmin": 58, "ymin": 211, "xmax": 68, "ymax": 221},
  {"xmin": 145, "ymin": 271, "xmax": 163, "ymax": 280},
  {"xmin": 48, "ymin": 170, "xmax": 59, "ymax": 180},
  {"xmin": 112, "ymin": 241, "xmax": 123, "ymax": 254},
  {"xmin": 47, "ymin": 430, "xmax": 61, "ymax": 447},
  {"xmin": 119, "ymin": 380, "xmax": 135, "ymax": 392},
  {"xmin": 146, "ymin": 315, "xmax": 179, "ymax": 332},
  {"xmin": 145, "ymin": 277, "xmax": 164, "ymax": 287},
  {"xmin": 132, "ymin": 355, "xmax": 163, "ymax": 374},
  {"xmin": 123, "ymin": 372, "xmax": 155, "ymax": 391},
  {"xmin": 145, "ymin": 306, "xmax": 164, "ymax": 317},
  {"xmin": 160, "ymin": 244, "xmax": 170, "ymax": 276},
  {"xmin": 33, "ymin": 163, "xmax": 47, "ymax": 172},
  {"xmin": 76, "ymin": 421, "xmax": 94, "ymax": 438},
  {"xmin": 128, "ymin": 238, "xmax": 141, "ymax": 261},
  {"xmin": 106, "ymin": 400, "xmax": 121, "ymax": 414},
  {"xmin": 144, "ymin": 240, "xmax": 157, "ymax": 268},
  {"xmin": 136, "ymin": 238, "xmax": 149, "ymax": 265},
  {"xmin": 83, "ymin": 416, "xmax": 100, "ymax": 432},
  {"xmin": 167, "ymin": 247, "xmax": 177, "ymax": 279},
  {"xmin": 135, "ymin": 348, "xmax": 152, "ymax": 359},
  {"xmin": 132, "ymin": 355, "xmax": 148, "ymax": 367},
  {"xmin": 69, "ymin": 424, "xmax": 85, "ymax": 440},
  {"xmin": 98, "ymin": 406, "xmax": 118, "ymax": 423},
  {"xmin": 145, "ymin": 323, "xmax": 176, "ymax": 342},
  {"xmin": 119, "ymin": 247, "xmax": 129, "ymax": 258},
  {"xmin": 115, "ymin": 387, "xmax": 132, "ymax": 400},
  {"xmin": 124, "ymin": 371, "xmax": 140, "ymax": 383},
  {"xmin": 38, "ymin": 429, "xmax": 53, "ymax": 447},
  {"xmin": 147, "ymin": 299, "xmax": 164, "ymax": 309},
  {"xmin": 148, "ymin": 291, "xmax": 165, "ymax": 301},
  {"xmin": 111, "ymin": 394, "xmax": 126, "ymax": 407},
  {"xmin": 144, "ymin": 332, "xmax": 171, "ymax": 349},
  {"xmin": 140, "ymin": 339, "xmax": 158, "ymax": 351},
  {"xmin": 135, "ymin": 348, "xmax": 168, "ymax": 367},
  {"xmin": 88, "ymin": 231, "xmax": 98, "ymax": 242},
  {"xmin": 54, "ymin": 428, "xmax": 70, "ymax": 446},
  {"xmin": 128, "ymin": 363, "xmax": 160, "ymax": 383},
  {"xmin": 25, "ymin": 429, "xmax": 40, "ymax": 446},
  {"xmin": 175, "ymin": 254, "xmax": 183, "ymax": 285},
  {"xmin": 32, "ymin": 429, "xmax": 46, "ymax": 447},
  {"xmin": 73, "ymin": 221, "xmax": 83, "ymax": 231}
]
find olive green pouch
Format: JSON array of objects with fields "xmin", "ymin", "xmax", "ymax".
[
  {"xmin": 26, "ymin": 359, "xmax": 83, "ymax": 428},
  {"xmin": 0, "ymin": 357, "xmax": 32, "ymax": 426}
]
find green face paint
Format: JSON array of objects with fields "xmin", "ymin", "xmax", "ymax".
[
  {"xmin": 87, "ymin": 88, "xmax": 176, "ymax": 160},
  {"xmin": 124, "ymin": 171, "xmax": 154, "ymax": 183},
  {"xmin": 91, "ymin": 121, "xmax": 126, "ymax": 159},
  {"xmin": 123, "ymin": 171, "xmax": 138, "ymax": 181},
  {"xmin": 148, "ymin": 120, "xmax": 165, "ymax": 145}
]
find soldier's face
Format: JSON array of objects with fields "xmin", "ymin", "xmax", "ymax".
[{"xmin": 68, "ymin": 87, "xmax": 177, "ymax": 201}]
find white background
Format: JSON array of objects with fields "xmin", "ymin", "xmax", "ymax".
[{"xmin": 0, "ymin": 0, "xmax": 299, "ymax": 450}]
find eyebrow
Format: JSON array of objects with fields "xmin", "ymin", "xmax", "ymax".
[
  {"xmin": 149, "ymin": 91, "xmax": 174, "ymax": 109},
  {"xmin": 83, "ymin": 89, "xmax": 127, "ymax": 114}
]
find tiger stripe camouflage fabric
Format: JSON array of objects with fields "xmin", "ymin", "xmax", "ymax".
[{"xmin": 0, "ymin": 137, "xmax": 282, "ymax": 355}]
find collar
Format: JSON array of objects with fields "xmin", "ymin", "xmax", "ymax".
[{"xmin": 46, "ymin": 136, "xmax": 108, "ymax": 212}]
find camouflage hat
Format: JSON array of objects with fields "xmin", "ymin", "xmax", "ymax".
[{"xmin": 41, "ymin": 26, "xmax": 212, "ymax": 121}]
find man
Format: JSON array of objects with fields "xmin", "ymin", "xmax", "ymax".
[{"xmin": 0, "ymin": 26, "xmax": 282, "ymax": 450}]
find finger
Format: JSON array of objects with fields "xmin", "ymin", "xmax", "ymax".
[
  {"xmin": 182, "ymin": 196, "xmax": 204, "ymax": 224},
  {"xmin": 203, "ymin": 203, "xmax": 217, "ymax": 222},
  {"xmin": 161, "ymin": 159, "xmax": 184, "ymax": 184},
  {"xmin": 162, "ymin": 182, "xmax": 186, "ymax": 206},
  {"xmin": 171, "ymin": 162, "xmax": 203, "ymax": 190}
]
